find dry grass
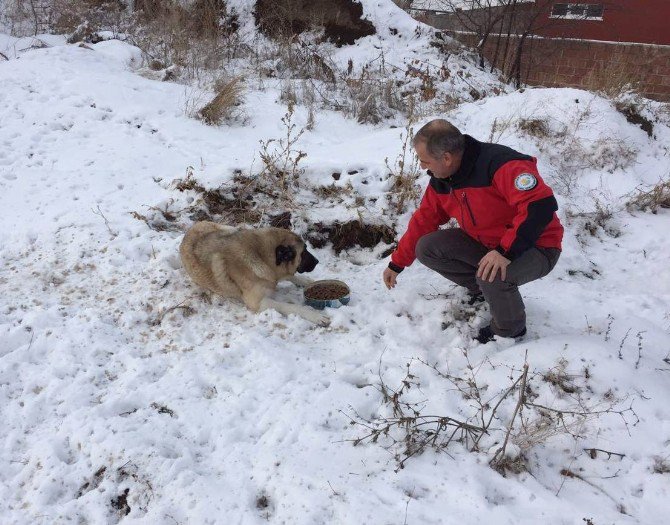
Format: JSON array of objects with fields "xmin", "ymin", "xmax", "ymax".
[
  {"xmin": 581, "ymin": 61, "xmax": 642, "ymax": 99},
  {"xmin": 626, "ymin": 179, "xmax": 670, "ymax": 213},
  {"xmin": 385, "ymin": 100, "xmax": 421, "ymax": 213},
  {"xmin": 517, "ymin": 117, "xmax": 552, "ymax": 139},
  {"xmin": 198, "ymin": 76, "xmax": 245, "ymax": 125},
  {"xmin": 313, "ymin": 183, "xmax": 354, "ymax": 202}
]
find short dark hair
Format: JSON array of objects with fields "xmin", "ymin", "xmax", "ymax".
[{"xmin": 413, "ymin": 119, "xmax": 464, "ymax": 157}]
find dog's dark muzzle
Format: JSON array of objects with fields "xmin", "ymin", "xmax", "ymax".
[{"xmin": 297, "ymin": 249, "xmax": 318, "ymax": 273}]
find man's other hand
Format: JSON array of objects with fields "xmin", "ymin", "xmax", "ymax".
[
  {"xmin": 477, "ymin": 250, "xmax": 511, "ymax": 282},
  {"xmin": 383, "ymin": 267, "xmax": 399, "ymax": 289}
]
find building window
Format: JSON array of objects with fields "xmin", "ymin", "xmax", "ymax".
[{"xmin": 551, "ymin": 3, "xmax": 604, "ymax": 20}]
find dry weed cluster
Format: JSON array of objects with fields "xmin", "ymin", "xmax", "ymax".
[
  {"xmin": 3, "ymin": 0, "xmax": 479, "ymax": 127},
  {"xmin": 345, "ymin": 353, "xmax": 638, "ymax": 476},
  {"xmin": 626, "ymin": 179, "xmax": 670, "ymax": 213}
]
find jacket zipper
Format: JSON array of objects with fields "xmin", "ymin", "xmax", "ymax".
[{"xmin": 462, "ymin": 192, "xmax": 477, "ymax": 226}]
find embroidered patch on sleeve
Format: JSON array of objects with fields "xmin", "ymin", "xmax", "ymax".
[{"xmin": 514, "ymin": 173, "xmax": 537, "ymax": 191}]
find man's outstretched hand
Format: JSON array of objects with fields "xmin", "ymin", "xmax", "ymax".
[
  {"xmin": 383, "ymin": 267, "xmax": 399, "ymax": 289},
  {"xmin": 477, "ymin": 250, "xmax": 511, "ymax": 282}
]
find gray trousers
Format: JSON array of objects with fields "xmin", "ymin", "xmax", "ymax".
[{"xmin": 415, "ymin": 229, "xmax": 560, "ymax": 337}]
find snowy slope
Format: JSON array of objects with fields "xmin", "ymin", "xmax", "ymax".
[{"xmin": 1, "ymin": 12, "xmax": 670, "ymax": 525}]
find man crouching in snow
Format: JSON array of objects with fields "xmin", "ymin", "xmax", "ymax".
[{"xmin": 382, "ymin": 119, "xmax": 563, "ymax": 344}]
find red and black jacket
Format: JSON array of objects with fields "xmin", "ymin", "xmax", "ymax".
[{"xmin": 389, "ymin": 135, "xmax": 564, "ymax": 272}]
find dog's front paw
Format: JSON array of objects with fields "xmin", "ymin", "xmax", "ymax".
[{"xmin": 306, "ymin": 310, "xmax": 331, "ymax": 327}]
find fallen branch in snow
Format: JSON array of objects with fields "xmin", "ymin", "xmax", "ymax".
[
  {"xmin": 0, "ymin": 52, "xmax": 8, "ymax": 61},
  {"xmin": 346, "ymin": 353, "xmax": 640, "ymax": 476},
  {"xmin": 149, "ymin": 301, "xmax": 195, "ymax": 326},
  {"xmin": 618, "ymin": 328, "xmax": 632, "ymax": 359},
  {"xmin": 489, "ymin": 362, "xmax": 529, "ymax": 470},
  {"xmin": 525, "ymin": 398, "xmax": 639, "ymax": 436},
  {"xmin": 583, "ymin": 448, "xmax": 626, "ymax": 460},
  {"xmin": 559, "ymin": 468, "xmax": 628, "ymax": 515},
  {"xmin": 343, "ymin": 358, "xmax": 491, "ymax": 472},
  {"xmin": 342, "ymin": 407, "xmax": 485, "ymax": 472}
]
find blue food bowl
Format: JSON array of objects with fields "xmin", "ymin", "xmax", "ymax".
[{"xmin": 304, "ymin": 280, "xmax": 351, "ymax": 310}]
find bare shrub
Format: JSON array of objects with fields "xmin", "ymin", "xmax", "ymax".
[
  {"xmin": 385, "ymin": 100, "xmax": 422, "ymax": 213},
  {"xmin": 517, "ymin": 101, "xmax": 639, "ymax": 197},
  {"xmin": 583, "ymin": 138, "xmax": 638, "ymax": 173},
  {"xmin": 279, "ymin": 80, "xmax": 298, "ymax": 107},
  {"xmin": 488, "ymin": 115, "xmax": 517, "ymax": 143},
  {"xmin": 542, "ymin": 358, "xmax": 580, "ymax": 395},
  {"xmin": 2, "ymin": 0, "xmax": 53, "ymax": 36},
  {"xmin": 2, "ymin": 0, "xmax": 128, "ymax": 38},
  {"xmin": 566, "ymin": 198, "xmax": 620, "ymax": 246},
  {"xmin": 134, "ymin": 0, "xmax": 236, "ymax": 39},
  {"xmin": 265, "ymin": 44, "xmax": 417, "ymax": 125},
  {"xmin": 345, "ymin": 354, "xmax": 637, "ymax": 475},
  {"xmin": 581, "ymin": 60, "xmax": 641, "ymax": 99},
  {"xmin": 434, "ymin": 92, "xmax": 461, "ymax": 113},
  {"xmin": 626, "ymin": 179, "xmax": 670, "ymax": 213},
  {"xmin": 517, "ymin": 117, "xmax": 551, "ymax": 139},
  {"xmin": 197, "ymin": 76, "xmax": 245, "ymax": 125},
  {"xmin": 274, "ymin": 35, "xmax": 337, "ymax": 83},
  {"xmin": 343, "ymin": 74, "xmax": 407, "ymax": 124},
  {"xmin": 126, "ymin": 0, "xmax": 244, "ymax": 79},
  {"xmin": 405, "ymin": 61, "xmax": 449, "ymax": 102},
  {"xmin": 255, "ymin": 103, "xmax": 307, "ymax": 204}
]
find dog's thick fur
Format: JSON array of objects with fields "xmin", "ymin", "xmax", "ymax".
[{"xmin": 180, "ymin": 221, "xmax": 329, "ymax": 325}]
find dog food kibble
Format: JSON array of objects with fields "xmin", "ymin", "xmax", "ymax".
[{"xmin": 304, "ymin": 283, "xmax": 349, "ymax": 301}]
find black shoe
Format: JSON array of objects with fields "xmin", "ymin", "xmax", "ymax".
[{"xmin": 475, "ymin": 325, "xmax": 527, "ymax": 344}]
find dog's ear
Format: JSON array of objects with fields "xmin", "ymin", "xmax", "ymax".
[{"xmin": 275, "ymin": 244, "xmax": 297, "ymax": 266}]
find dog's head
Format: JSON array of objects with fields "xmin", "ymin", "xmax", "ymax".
[{"xmin": 275, "ymin": 233, "xmax": 318, "ymax": 274}]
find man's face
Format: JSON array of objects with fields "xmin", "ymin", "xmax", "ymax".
[{"xmin": 414, "ymin": 141, "xmax": 457, "ymax": 179}]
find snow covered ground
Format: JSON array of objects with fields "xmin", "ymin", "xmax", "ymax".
[{"xmin": 1, "ymin": 6, "xmax": 670, "ymax": 524}]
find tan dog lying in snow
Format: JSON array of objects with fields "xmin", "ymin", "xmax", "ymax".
[{"xmin": 179, "ymin": 221, "xmax": 330, "ymax": 326}]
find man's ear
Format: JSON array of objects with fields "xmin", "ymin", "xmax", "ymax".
[{"xmin": 275, "ymin": 245, "xmax": 296, "ymax": 266}]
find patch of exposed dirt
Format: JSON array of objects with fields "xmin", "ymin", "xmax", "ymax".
[
  {"xmin": 615, "ymin": 101, "xmax": 653, "ymax": 137},
  {"xmin": 306, "ymin": 220, "xmax": 396, "ymax": 254},
  {"xmin": 111, "ymin": 488, "xmax": 131, "ymax": 516},
  {"xmin": 254, "ymin": 0, "xmax": 376, "ymax": 46},
  {"xmin": 268, "ymin": 211, "xmax": 292, "ymax": 229},
  {"xmin": 198, "ymin": 187, "xmax": 260, "ymax": 223}
]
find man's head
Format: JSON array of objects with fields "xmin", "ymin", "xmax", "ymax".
[{"xmin": 413, "ymin": 119, "xmax": 465, "ymax": 179}]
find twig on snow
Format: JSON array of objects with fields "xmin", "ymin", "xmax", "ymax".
[
  {"xmin": 583, "ymin": 448, "xmax": 626, "ymax": 460},
  {"xmin": 92, "ymin": 205, "xmax": 118, "ymax": 237}
]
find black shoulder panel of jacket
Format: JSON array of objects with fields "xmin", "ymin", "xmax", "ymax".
[
  {"xmin": 505, "ymin": 195, "xmax": 558, "ymax": 259},
  {"xmin": 429, "ymin": 135, "xmax": 533, "ymax": 194}
]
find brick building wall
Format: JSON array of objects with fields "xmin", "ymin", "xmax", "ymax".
[{"xmin": 449, "ymin": 32, "xmax": 670, "ymax": 102}]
